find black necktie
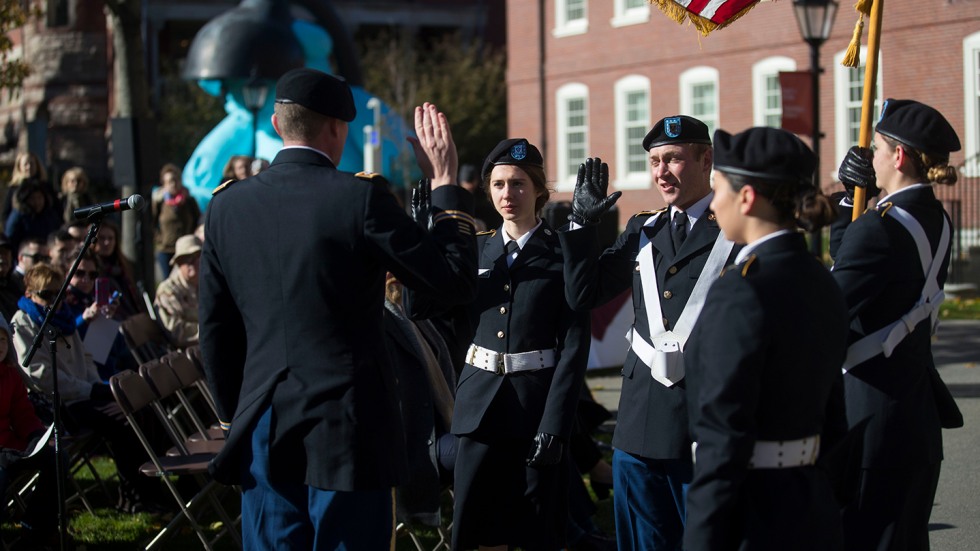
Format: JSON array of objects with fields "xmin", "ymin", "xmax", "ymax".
[
  {"xmin": 672, "ymin": 211, "xmax": 688, "ymax": 253},
  {"xmin": 505, "ymin": 240, "xmax": 520, "ymax": 267}
]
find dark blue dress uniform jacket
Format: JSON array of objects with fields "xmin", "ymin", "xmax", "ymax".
[
  {"xmin": 831, "ymin": 185, "xmax": 958, "ymax": 469},
  {"xmin": 199, "ymin": 147, "xmax": 477, "ymax": 490},
  {"xmin": 559, "ymin": 208, "xmax": 737, "ymax": 459},
  {"xmin": 449, "ymin": 221, "xmax": 591, "ymax": 441},
  {"xmin": 684, "ymin": 232, "xmax": 849, "ymax": 551}
]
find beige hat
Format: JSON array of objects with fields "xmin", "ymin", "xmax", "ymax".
[{"xmin": 170, "ymin": 235, "xmax": 202, "ymax": 266}]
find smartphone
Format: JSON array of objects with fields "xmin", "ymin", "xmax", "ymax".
[{"xmin": 95, "ymin": 277, "xmax": 112, "ymax": 306}]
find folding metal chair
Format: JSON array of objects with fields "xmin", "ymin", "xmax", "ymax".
[
  {"xmin": 163, "ymin": 351, "xmax": 223, "ymax": 440},
  {"xmin": 109, "ymin": 370, "xmax": 241, "ymax": 550},
  {"xmin": 119, "ymin": 313, "xmax": 177, "ymax": 365},
  {"xmin": 138, "ymin": 359, "xmax": 224, "ymax": 456}
]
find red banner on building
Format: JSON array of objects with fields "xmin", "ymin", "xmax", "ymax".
[{"xmin": 779, "ymin": 71, "xmax": 813, "ymax": 136}]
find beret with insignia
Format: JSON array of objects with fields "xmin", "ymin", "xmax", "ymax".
[
  {"xmin": 481, "ymin": 138, "xmax": 544, "ymax": 180},
  {"xmin": 275, "ymin": 68, "xmax": 356, "ymax": 122},
  {"xmin": 875, "ymin": 98, "xmax": 960, "ymax": 156},
  {"xmin": 643, "ymin": 115, "xmax": 712, "ymax": 151},
  {"xmin": 713, "ymin": 127, "xmax": 815, "ymax": 183}
]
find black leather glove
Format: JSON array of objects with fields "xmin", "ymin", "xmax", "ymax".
[
  {"xmin": 571, "ymin": 158, "xmax": 621, "ymax": 226},
  {"xmin": 526, "ymin": 432, "xmax": 564, "ymax": 468},
  {"xmin": 838, "ymin": 146, "xmax": 879, "ymax": 201},
  {"xmin": 90, "ymin": 382, "xmax": 113, "ymax": 402},
  {"xmin": 411, "ymin": 178, "xmax": 432, "ymax": 230}
]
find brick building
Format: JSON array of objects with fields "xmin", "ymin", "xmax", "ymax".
[{"xmin": 506, "ymin": 0, "xmax": 980, "ymax": 224}]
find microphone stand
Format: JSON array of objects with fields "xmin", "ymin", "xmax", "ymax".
[{"xmin": 21, "ymin": 216, "xmax": 104, "ymax": 551}]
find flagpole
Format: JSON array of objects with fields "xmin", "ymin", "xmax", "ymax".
[{"xmin": 851, "ymin": 0, "xmax": 884, "ymax": 220}]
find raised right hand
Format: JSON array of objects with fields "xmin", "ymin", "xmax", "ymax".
[
  {"xmin": 407, "ymin": 102, "xmax": 458, "ymax": 189},
  {"xmin": 571, "ymin": 157, "xmax": 621, "ymax": 226}
]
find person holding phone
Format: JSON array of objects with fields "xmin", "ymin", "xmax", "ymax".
[{"xmin": 63, "ymin": 252, "xmax": 136, "ymax": 379}]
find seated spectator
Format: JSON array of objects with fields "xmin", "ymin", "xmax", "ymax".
[
  {"xmin": 4, "ymin": 182, "xmax": 62, "ymax": 253},
  {"xmin": 64, "ymin": 252, "xmax": 138, "ymax": 379},
  {"xmin": 46, "ymin": 230, "xmax": 78, "ymax": 272},
  {"xmin": 11, "ymin": 263, "xmax": 166, "ymax": 514},
  {"xmin": 0, "ymin": 314, "xmax": 60, "ymax": 549},
  {"xmin": 57, "ymin": 167, "xmax": 95, "ymax": 225},
  {"xmin": 154, "ymin": 235, "xmax": 200, "ymax": 345},
  {"xmin": 12, "ymin": 238, "xmax": 49, "ymax": 288},
  {"xmin": 63, "ymin": 220, "xmax": 88, "ymax": 241},
  {"xmin": 0, "ymin": 235, "xmax": 22, "ymax": 322},
  {"xmin": 383, "ymin": 274, "xmax": 457, "ymax": 528},
  {"xmin": 92, "ymin": 220, "xmax": 142, "ymax": 318}
]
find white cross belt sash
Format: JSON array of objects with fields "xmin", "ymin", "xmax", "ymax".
[
  {"xmin": 630, "ymin": 213, "xmax": 734, "ymax": 387},
  {"xmin": 839, "ymin": 205, "xmax": 950, "ymax": 373}
]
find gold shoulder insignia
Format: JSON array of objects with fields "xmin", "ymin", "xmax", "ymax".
[
  {"xmin": 477, "ymin": 229, "xmax": 497, "ymax": 237},
  {"xmin": 212, "ymin": 179, "xmax": 237, "ymax": 196},
  {"xmin": 739, "ymin": 255, "xmax": 759, "ymax": 277},
  {"xmin": 632, "ymin": 208, "xmax": 667, "ymax": 219},
  {"xmin": 876, "ymin": 201, "xmax": 894, "ymax": 217},
  {"xmin": 707, "ymin": 212, "xmax": 717, "ymax": 221},
  {"xmin": 355, "ymin": 171, "xmax": 384, "ymax": 182}
]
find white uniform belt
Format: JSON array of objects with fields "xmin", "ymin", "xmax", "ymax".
[
  {"xmin": 466, "ymin": 344, "xmax": 556, "ymax": 375},
  {"xmin": 748, "ymin": 435, "xmax": 820, "ymax": 469}
]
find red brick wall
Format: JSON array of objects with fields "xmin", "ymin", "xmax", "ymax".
[{"xmin": 508, "ymin": 0, "xmax": 980, "ymax": 227}]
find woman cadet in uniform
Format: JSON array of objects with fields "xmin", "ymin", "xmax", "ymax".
[
  {"xmin": 409, "ymin": 138, "xmax": 590, "ymax": 550},
  {"xmin": 680, "ymin": 127, "xmax": 850, "ymax": 550},
  {"xmin": 833, "ymin": 99, "xmax": 963, "ymax": 551}
]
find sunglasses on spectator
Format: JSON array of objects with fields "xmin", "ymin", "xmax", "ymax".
[
  {"xmin": 33, "ymin": 290, "xmax": 58, "ymax": 302},
  {"xmin": 73, "ymin": 270, "xmax": 100, "ymax": 280}
]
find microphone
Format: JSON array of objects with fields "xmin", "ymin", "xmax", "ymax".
[{"xmin": 73, "ymin": 194, "xmax": 146, "ymax": 220}]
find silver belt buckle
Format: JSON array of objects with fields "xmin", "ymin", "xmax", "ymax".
[{"xmin": 495, "ymin": 354, "xmax": 505, "ymax": 375}]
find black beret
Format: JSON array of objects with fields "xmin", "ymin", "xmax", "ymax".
[
  {"xmin": 481, "ymin": 138, "xmax": 544, "ymax": 180},
  {"xmin": 274, "ymin": 68, "xmax": 356, "ymax": 122},
  {"xmin": 875, "ymin": 98, "xmax": 960, "ymax": 155},
  {"xmin": 643, "ymin": 115, "xmax": 712, "ymax": 151},
  {"xmin": 713, "ymin": 127, "xmax": 815, "ymax": 182}
]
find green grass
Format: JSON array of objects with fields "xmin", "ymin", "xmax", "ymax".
[{"xmin": 940, "ymin": 296, "xmax": 980, "ymax": 319}]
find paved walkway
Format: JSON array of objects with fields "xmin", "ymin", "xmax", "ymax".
[{"xmin": 584, "ymin": 319, "xmax": 980, "ymax": 549}]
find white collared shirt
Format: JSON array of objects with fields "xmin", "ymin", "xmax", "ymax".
[
  {"xmin": 877, "ymin": 183, "xmax": 930, "ymax": 207},
  {"xmin": 282, "ymin": 145, "xmax": 335, "ymax": 165}
]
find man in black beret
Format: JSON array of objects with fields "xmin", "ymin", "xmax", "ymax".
[
  {"xmin": 200, "ymin": 66, "xmax": 478, "ymax": 549},
  {"xmin": 560, "ymin": 115, "xmax": 738, "ymax": 550},
  {"xmin": 833, "ymin": 98, "xmax": 962, "ymax": 551}
]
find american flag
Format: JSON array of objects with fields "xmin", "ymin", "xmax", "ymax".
[{"xmin": 651, "ymin": 0, "xmax": 766, "ymax": 35}]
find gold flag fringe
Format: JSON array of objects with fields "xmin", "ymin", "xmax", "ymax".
[
  {"xmin": 648, "ymin": 0, "xmax": 763, "ymax": 37},
  {"xmin": 842, "ymin": 0, "xmax": 874, "ymax": 68}
]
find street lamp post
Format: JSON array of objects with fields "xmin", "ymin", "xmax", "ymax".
[
  {"xmin": 242, "ymin": 76, "xmax": 269, "ymax": 159},
  {"xmin": 793, "ymin": 0, "xmax": 838, "ymax": 258}
]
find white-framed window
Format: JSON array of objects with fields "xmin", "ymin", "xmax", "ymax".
[
  {"xmin": 834, "ymin": 46, "xmax": 883, "ymax": 173},
  {"xmin": 556, "ymin": 83, "xmax": 589, "ymax": 191},
  {"xmin": 964, "ymin": 31, "xmax": 980, "ymax": 172},
  {"xmin": 614, "ymin": 75, "xmax": 651, "ymax": 189},
  {"xmin": 679, "ymin": 66, "xmax": 719, "ymax": 136},
  {"xmin": 752, "ymin": 56, "xmax": 796, "ymax": 128},
  {"xmin": 611, "ymin": 0, "xmax": 649, "ymax": 27},
  {"xmin": 554, "ymin": 0, "xmax": 588, "ymax": 38}
]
